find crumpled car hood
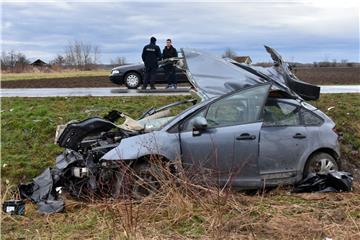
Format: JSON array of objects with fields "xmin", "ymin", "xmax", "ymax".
[{"xmin": 182, "ymin": 46, "xmax": 320, "ymax": 101}]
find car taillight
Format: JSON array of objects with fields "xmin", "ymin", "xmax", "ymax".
[
  {"xmin": 332, "ymin": 126, "xmax": 343, "ymax": 138},
  {"xmin": 332, "ymin": 126, "xmax": 337, "ymax": 134}
]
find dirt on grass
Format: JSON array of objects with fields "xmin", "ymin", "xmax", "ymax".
[
  {"xmin": 294, "ymin": 67, "xmax": 360, "ymax": 85},
  {"xmin": 1, "ymin": 67, "xmax": 359, "ymax": 88},
  {"xmin": 1, "ymin": 76, "xmax": 118, "ymax": 88}
]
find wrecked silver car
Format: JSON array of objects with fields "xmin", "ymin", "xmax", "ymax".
[{"xmin": 19, "ymin": 46, "xmax": 343, "ymax": 213}]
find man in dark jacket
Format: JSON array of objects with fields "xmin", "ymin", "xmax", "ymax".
[
  {"xmin": 162, "ymin": 39, "xmax": 178, "ymax": 89},
  {"xmin": 141, "ymin": 36, "xmax": 161, "ymax": 89}
]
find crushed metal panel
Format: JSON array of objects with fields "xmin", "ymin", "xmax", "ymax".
[
  {"xmin": 264, "ymin": 45, "xmax": 320, "ymax": 100},
  {"xmin": 181, "ymin": 47, "xmax": 320, "ymax": 101},
  {"xmin": 182, "ymin": 48, "xmax": 266, "ymax": 99}
]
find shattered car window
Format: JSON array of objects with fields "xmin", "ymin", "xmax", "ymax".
[
  {"xmin": 263, "ymin": 100, "xmax": 300, "ymax": 126},
  {"xmin": 205, "ymin": 85, "xmax": 270, "ymax": 128},
  {"xmin": 182, "ymin": 84, "xmax": 270, "ymax": 131},
  {"xmin": 301, "ymin": 109, "xmax": 324, "ymax": 126}
]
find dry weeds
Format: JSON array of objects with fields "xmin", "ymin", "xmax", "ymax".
[{"xmin": 2, "ymin": 159, "xmax": 360, "ymax": 239}]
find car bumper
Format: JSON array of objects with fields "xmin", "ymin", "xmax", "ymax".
[{"xmin": 109, "ymin": 74, "xmax": 124, "ymax": 85}]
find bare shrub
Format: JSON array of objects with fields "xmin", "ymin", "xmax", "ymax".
[
  {"xmin": 1, "ymin": 50, "xmax": 30, "ymax": 72},
  {"xmin": 222, "ymin": 47, "xmax": 237, "ymax": 60}
]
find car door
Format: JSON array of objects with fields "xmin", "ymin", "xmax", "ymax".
[
  {"xmin": 259, "ymin": 99, "xmax": 308, "ymax": 184},
  {"xmin": 156, "ymin": 67, "xmax": 166, "ymax": 82},
  {"xmin": 180, "ymin": 84, "xmax": 270, "ymax": 188},
  {"xmin": 175, "ymin": 67, "xmax": 187, "ymax": 82}
]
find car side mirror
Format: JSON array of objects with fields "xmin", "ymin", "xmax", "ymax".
[{"xmin": 192, "ymin": 116, "xmax": 208, "ymax": 133}]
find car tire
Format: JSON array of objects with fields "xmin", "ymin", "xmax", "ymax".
[
  {"xmin": 124, "ymin": 72, "xmax": 141, "ymax": 89},
  {"xmin": 96, "ymin": 165, "xmax": 128, "ymax": 199},
  {"xmin": 130, "ymin": 161, "xmax": 162, "ymax": 199},
  {"xmin": 304, "ymin": 152, "xmax": 339, "ymax": 176}
]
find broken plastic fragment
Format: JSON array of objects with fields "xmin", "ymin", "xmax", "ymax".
[{"xmin": 37, "ymin": 200, "xmax": 64, "ymax": 214}]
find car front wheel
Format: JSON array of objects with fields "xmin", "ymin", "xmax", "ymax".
[
  {"xmin": 130, "ymin": 161, "xmax": 162, "ymax": 199},
  {"xmin": 124, "ymin": 72, "xmax": 141, "ymax": 89},
  {"xmin": 304, "ymin": 152, "xmax": 339, "ymax": 176}
]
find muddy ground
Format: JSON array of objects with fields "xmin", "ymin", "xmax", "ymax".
[
  {"xmin": 1, "ymin": 76, "xmax": 117, "ymax": 88},
  {"xmin": 1, "ymin": 67, "xmax": 359, "ymax": 88},
  {"xmin": 294, "ymin": 67, "xmax": 360, "ymax": 85}
]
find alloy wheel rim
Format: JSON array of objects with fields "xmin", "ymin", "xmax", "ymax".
[
  {"xmin": 126, "ymin": 74, "xmax": 139, "ymax": 87},
  {"xmin": 311, "ymin": 158, "xmax": 338, "ymax": 174}
]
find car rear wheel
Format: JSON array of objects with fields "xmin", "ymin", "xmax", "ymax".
[
  {"xmin": 124, "ymin": 72, "xmax": 141, "ymax": 89},
  {"xmin": 304, "ymin": 152, "xmax": 339, "ymax": 176}
]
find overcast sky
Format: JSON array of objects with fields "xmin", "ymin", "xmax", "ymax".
[{"xmin": 1, "ymin": 0, "xmax": 359, "ymax": 64}]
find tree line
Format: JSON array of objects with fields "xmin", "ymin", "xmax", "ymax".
[{"xmin": 1, "ymin": 40, "xmax": 127, "ymax": 73}]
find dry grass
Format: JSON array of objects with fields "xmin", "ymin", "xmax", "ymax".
[
  {"xmin": 2, "ymin": 159, "xmax": 360, "ymax": 239},
  {"xmin": 1, "ymin": 94, "xmax": 360, "ymax": 239}
]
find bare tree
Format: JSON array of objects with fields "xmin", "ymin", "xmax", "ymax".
[
  {"xmin": 93, "ymin": 45, "xmax": 100, "ymax": 66},
  {"xmin": 82, "ymin": 43, "xmax": 92, "ymax": 68},
  {"xmin": 1, "ymin": 50, "xmax": 30, "ymax": 72},
  {"xmin": 64, "ymin": 43, "xmax": 75, "ymax": 67},
  {"xmin": 222, "ymin": 47, "xmax": 237, "ymax": 59},
  {"xmin": 64, "ymin": 40, "xmax": 100, "ymax": 70},
  {"xmin": 331, "ymin": 59, "xmax": 337, "ymax": 67},
  {"xmin": 110, "ymin": 56, "xmax": 126, "ymax": 66},
  {"xmin": 50, "ymin": 54, "xmax": 65, "ymax": 66}
]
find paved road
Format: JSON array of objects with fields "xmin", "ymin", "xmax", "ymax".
[
  {"xmin": 320, "ymin": 85, "xmax": 360, "ymax": 93},
  {"xmin": 1, "ymin": 85, "xmax": 359, "ymax": 97},
  {"xmin": 0, "ymin": 87, "xmax": 193, "ymax": 97}
]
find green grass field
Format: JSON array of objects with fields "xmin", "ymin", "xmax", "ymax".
[
  {"xmin": 1, "ymin": 96, "xmax": 188, "ymax": 181},
  {"xmin": 1, "ymin": 70, "xmax": 109, "ymax": 81},
  {"xmin": 1, "ymin": 94, "xmax": 360, "ymax": 239}
]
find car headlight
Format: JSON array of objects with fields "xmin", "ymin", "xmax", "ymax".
[{"xmin": 111, "ymin": 70, "xmax": 120, "ymax": 75}]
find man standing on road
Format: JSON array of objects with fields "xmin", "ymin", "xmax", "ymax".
[
  {"xmin": 141, "ymin": 36, "xmax": 161, "ymax": 90},
  {"xmin": 162, "ymin": 39, "xmax": 178, "ymax": 89}
]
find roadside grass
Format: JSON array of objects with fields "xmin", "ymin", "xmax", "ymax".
[
  {"xmin": 1, "ymin": 94, "xmax": 360, "ymax": 239},
  {"xmin": 310, "ymin": 94, "xmax": 360, "ymax": 169},
  {"xmin": 1, "ymin": 96, "xmax": 190, "ymax": 182},
  {"xmin": 1, "ymin": 70, "xmax": 109, "ymax": 81},
  {"xmin": 2, "ymin": 180, "xmax": 360, "ymax": 239}
]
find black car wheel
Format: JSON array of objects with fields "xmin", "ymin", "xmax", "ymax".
[
  {"xmin": 124, "ymin": 72, "xmax": 141, "ymax": 89},
  {"xmin": 304, "ymin": 152, "xmax": 339, "ymax": 176},
  {"xmin": 130, "ymin": 161, "xmax": 162, "ymax": 199}
]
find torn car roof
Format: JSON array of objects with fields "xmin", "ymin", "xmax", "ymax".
[{"xmin": 182, "ymin": 46, "xmax": 320, "ymax": 101}]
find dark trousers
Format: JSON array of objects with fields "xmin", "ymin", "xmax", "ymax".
[
  {"xmin": 164, "ymin": 65, "xmax": 177, "ymax": 86},
  {"xmin": 143, "ymin": 68, "xmax": 157, "ymax": 88}
]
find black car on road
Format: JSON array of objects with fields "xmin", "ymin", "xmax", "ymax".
[{"xmin": 109, "ymin": 62, "xmax": 188, "ymax": 89}]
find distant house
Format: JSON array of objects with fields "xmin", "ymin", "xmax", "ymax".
[
  {"xmin": 233, "ymin": 56, "xmax": 252, "ymax": 65},
  {"xmin": 31, "ymin": 59, "xmax": 48, "ymax": 67}
]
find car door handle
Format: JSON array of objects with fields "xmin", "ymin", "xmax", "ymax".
[
  {"xmin": 236, "ymin": 133, "xmax": 256, "ymax": 140},
  {"xmin": 293, "ymin": 133, "xmax": 306, "ymax": 139}
]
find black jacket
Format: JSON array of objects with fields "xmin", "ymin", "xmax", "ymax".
[
  {"xmin": 142, "ymin": 43, "xmax": 161, "ymax": 70},
  {"xmin": 162, "ymin": 46, "xmax": 178, "ymax": 59}
]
